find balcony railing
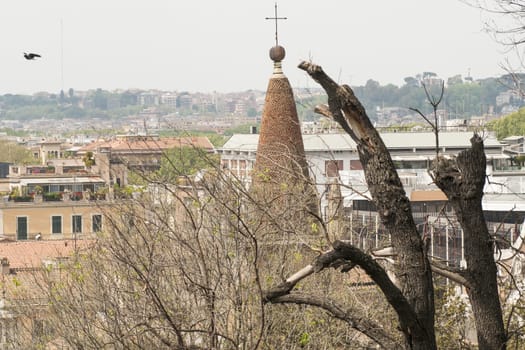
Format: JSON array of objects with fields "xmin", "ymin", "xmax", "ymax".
[
  {"xmin": 493, "ymin": 165, "xmax": 524, "ymax": 172},
  {"xmin": 492, "ymin": 165, "xmax": 525, "ymax": 175},
  {"xmin": 5, "ymin": 191, "xmax": 108, "ymax": 204}
]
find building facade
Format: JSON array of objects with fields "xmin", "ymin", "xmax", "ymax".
[{"xmin": 0, "ymin": 200, "xmax": 106, "ymax": 241}]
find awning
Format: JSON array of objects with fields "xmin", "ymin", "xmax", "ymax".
[
  {"xmin": 410, "ymin": 190, "xmax": 447, "ymax": 202},
  {"xmin": 18, "ymin": 177, "xmax": 106, "ymax": 186},
  {"xmin": 486, "ymin": 154, "xmax": 511, "ymax": 159},
  {"xmin": 392, "ymin": 155, "xmax": 429, "ymax": 161}
]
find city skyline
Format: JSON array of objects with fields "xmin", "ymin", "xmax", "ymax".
[{"xmin": 0, "ymin": 0, "xmax": 520, "ymax": 94}]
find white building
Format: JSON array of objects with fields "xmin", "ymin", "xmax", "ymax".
[
  {"xmin": 219, "ymin": 130, "xmax": 525, "ymax": 280},
  {"xmin": 218, "ymin": 131, "xmax": 510, "ymax": 194}
]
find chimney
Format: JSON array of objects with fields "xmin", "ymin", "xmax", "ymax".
[{"xmin": 1, "ymin": 258, "xmax": 10, "ymax": 275}]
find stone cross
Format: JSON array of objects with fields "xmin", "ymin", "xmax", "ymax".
[{"xmin": 265, "ymin": 3, "xmax": 287, "ymax": 46}]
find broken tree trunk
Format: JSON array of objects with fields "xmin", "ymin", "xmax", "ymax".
[
  {"xmin": 298, "ymin": 61, "xmax": 436, "ymax": 350},
  {"xmin": 432, "ymin": 134, "xmax": 506, "ymax": 350}
]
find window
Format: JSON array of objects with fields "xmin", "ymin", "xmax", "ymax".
[
  {"xmin": 92, "ymin": 215, "xmax": 102, "ymax": 233},
  {"xmin": 325, "ymin": 160, "xmax": 343, "ymax": 177},
  {"xmin": 51, "ymin": 216, "xmax": 62, "ymax": 234},
  {"xmin": 17, "ymin": 217, "xmax": 28, "ymax": 240},
  {"xmin": 393, "ymin": 160, "xmax": 428, "ymax": 170},
  {"xmin": 350, "ymin": 159, "xmax": 363, "ymax": 170},
  {"xmin": 72, "ymin": 215, "xmax": 82, "ymax": 234}
]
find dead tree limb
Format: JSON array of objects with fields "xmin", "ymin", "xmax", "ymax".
[
  {"xmin": 263, "ymin": 240, "xmax": 420, "ymax": 349},
  {"xmin": 296, "ymin": 61, "xmax": 436, "ymax": 350},
  {"xmin": 431, "ymin": 134, "xmax": 507, "ymax": 350}
]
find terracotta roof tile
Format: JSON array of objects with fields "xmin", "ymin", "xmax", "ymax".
[
  {"xmin": 0, "ymin": 240, "xmax": 93, "ymax": 269},
  {"xmin": 79, "ymin": 136, "xmax": 214, "ymax": 153}
]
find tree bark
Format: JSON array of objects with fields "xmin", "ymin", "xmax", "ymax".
[
  {"xmin": 432, "ymin": 134, "xmax": 506, "ymax": 350},
  {"xmin": 298, "ymin": 61, "xmax": 436, "ymax": 350}
]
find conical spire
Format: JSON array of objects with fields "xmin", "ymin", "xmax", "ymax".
[
  {"xmin": 250, "ymin": 5, "xmax": 319, "ymax": 231},
  {"xmin": 252, "ymin": 45, "xmax": 310, "ymax": 187}
]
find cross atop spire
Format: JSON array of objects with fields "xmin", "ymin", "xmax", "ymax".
[{"xmin": 265, "ymin": 3, "xmax": 287, "ymax": 46}]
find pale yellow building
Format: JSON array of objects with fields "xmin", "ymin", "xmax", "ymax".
[{"xmin": 0, "ymin": 201, "xmax": 107, "ymax": 241}]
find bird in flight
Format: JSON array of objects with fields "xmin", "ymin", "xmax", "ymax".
[{"xmin": 23, "ymin": 52, "xmax": 41, "ymax": 60}]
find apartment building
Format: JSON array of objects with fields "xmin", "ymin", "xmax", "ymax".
[
  {"xmin": 0, "ymin": 200, "xmax": 106, "ymax": 241},
  {"xmin": 79, "ymin": 135, "xmax": 214, "ymax": 187}
]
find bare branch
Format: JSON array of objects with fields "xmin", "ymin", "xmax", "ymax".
[
  {"xmin": 430, "ymin": 263, "xmax": 471, "ymax": 289},
  {"xmin": 269, "ymin": 292, "xmax": 399, "ymax": 349},
  {"xmin": 409, "ymin": 107, "xmax": 436, "ymax": 130},
  {"xmin": 264, "ymin": 240, "xmax": 428, "ymax": 343},
  {"xmin": 314, "ymin": 104, "xmax": 333, "ymax": 119}
]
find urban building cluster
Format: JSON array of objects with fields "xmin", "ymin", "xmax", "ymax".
[{"xmin": 0, "ymin": 50, "xmax": 523, "ymax": 348}]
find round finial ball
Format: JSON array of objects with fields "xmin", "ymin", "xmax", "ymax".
[{"xmin": 269, "ymin": 45, "xmax": 286, "ymax": 62}]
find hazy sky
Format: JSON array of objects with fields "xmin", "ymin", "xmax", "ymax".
[{"xmin": 0, "ymin": 0, "xmax": 518, "ymax": 94}]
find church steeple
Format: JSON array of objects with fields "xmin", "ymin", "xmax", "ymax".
[
  {"xmin": 249, "ymin": 4, "xmax": 319, "ymax": 236},
  {"xmin": 252, "ymin": 42, "xmax": 310, "ymax": 187},
  {"xmin": 252, "ymin": 5, "xmax": 316, "ymax": 214}
]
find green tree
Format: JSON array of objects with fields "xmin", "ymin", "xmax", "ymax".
[
  {"xmin": 222, "ymin": 123, "xmax": 260, "ymax": 136},
  {"xmin": 490, "ymin": 107, "xmax": 525, "ymax": 139},
  {"xmin": 247, "ymin": 107, "xmax": 257, "ymax": 117},
  {"xmin": 120, "ymin": 91, "xmax": 139, "ymax": 107},
  {"xmin": 154, "ymin": 147, "xmax": 218, "ymax": 182},
  {"xmin": 447, "ymin": 74, "xmax": 463, "ymax": 86},
  {"xmin": 92, "ymin": 88, "xmax": 108, "ymax": 110},
  {"xmin": 82, "ymin": 151, "xmax": 95, "ymax": 167},
  {"xmin": 0, "ymin": 140, "xmax": 34, "ymax": 164}
]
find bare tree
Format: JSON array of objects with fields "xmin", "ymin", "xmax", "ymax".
[
  {"xmin": 9, "ymin": 75, "xmax": 517, "ymax": 349},
  {"xmin": 264, "ymin": 60, "xmax": 512, "ymax": 350},
  {"xmin": 462, "ymin": 0, "xmax": 525, "ymax": 95},
  {"xmin": 11, "ymin": 145, "xmax": 392, "ymax": 350},
  {"xmin": 462, "ymin": 0, "xmax": 525, "ymax": 47},
  {"xmin": 36, "ymin": 177, "xmax": 270, "ymax": 350},
  {"xmin": 265, "ymin": 61, "xmax": 437, "ymax": 350}
]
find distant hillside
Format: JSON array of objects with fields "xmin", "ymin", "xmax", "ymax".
[
  {"xmin": 296, "ymin": 73, "xmax": 525, "ymax": 124},
  {"xmin": 0, "ymin": 73, "xmax": 523, "ymax": 127}
]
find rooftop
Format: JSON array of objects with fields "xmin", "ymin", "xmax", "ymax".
[
  {"xmin": 80, "ymin": 136, "xmax": 215, "ymax": 153},
  {"xmin": 0, "ymin": 239, "xmax": 93, "ymax": 269},
  {"xmin": 220, "ymin": 132, "xmax": 504, "ymax": 153}
]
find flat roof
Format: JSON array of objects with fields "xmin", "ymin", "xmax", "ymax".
[{"xmin": 220, "ymin": 132, "xmax": 504, "ymax": 153}]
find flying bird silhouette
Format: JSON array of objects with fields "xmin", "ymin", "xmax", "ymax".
[{"xmin": 23, "ymin": 52, "xmax": 41, "ymax": 60}]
